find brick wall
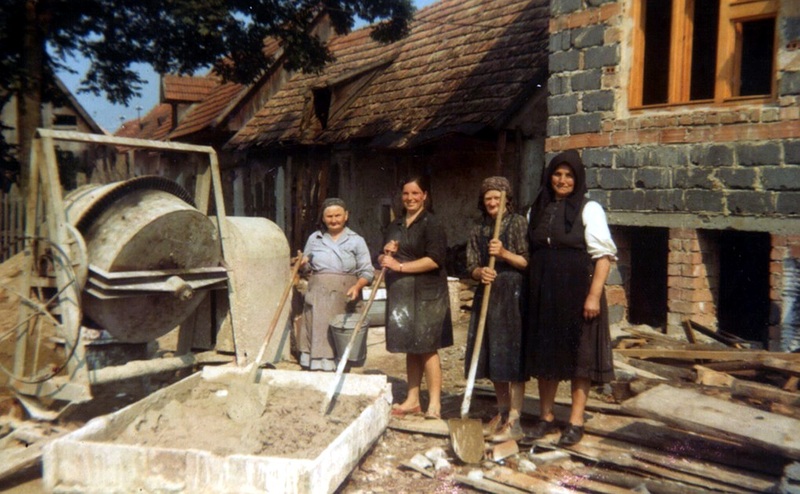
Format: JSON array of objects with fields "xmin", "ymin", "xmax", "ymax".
[{"xmin": 546, "ymin": 0, "xmax": 800, "ymax": 347}]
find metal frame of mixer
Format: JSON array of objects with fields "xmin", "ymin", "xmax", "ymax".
[{"xmin": 8, "ymin": 128, "xmax": 240, "ymax": 414}]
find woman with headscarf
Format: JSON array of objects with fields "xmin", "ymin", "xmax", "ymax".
[
  {"xmin": 299, "ymin": 198, "xmax": 374, "ymax": 371},
  {"xmin": 379, "ymin": 175, "xmax": 453, "ymax": 419},
  {"xmin": 525, "ymin": 150, "xmax": 617, "ymax": 446},
  {"xmin": 465, "ymin": 176, "xmax": 529, "ymax": 442}
]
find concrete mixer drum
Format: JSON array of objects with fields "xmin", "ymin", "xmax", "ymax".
[{"xmin": 64, "ymin": 177, "xmax": 227, "ymax": 343}]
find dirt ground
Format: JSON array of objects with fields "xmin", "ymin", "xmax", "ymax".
[{"xmin": 0, "ymin": 307, "xmax": 583, "ymax": 493}]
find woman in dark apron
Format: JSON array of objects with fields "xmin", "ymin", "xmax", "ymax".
[
  {"xmin": 525, "ymin": 150, "xmax": 617, "ymax": 446},
  {"xmin": 379, "ymin": 176, "xmax": 453, "ymax": 419},
  {"xmin": 465, "ymin": 177, "xmax": 529, "ymax": 442},
  {"xmin": 299, "ymin": 198, "xmax": 374, "ymax": 371}
]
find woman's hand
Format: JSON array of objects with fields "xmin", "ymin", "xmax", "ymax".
[
  {"xmin": 475, "ymin": 267, "xmax": 496, "ymax": 284},
  {"xmin": 487, "ymin": 239, "xmax": 506, "ymax": 259},
  {"xmin": 345, "ymin": 285, "xmax": 361, "ymax": 301},
  {"xmin": 583, "ymin": 293, "xmax": 601, "ymax": 320}
]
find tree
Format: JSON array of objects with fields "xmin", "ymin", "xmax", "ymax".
[{"xmin": 0, "ymin": 0, "xmax": 414, "ymax": 189}]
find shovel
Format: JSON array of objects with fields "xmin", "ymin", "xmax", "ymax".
[
  {"xmin": 320, "ymin": 265, "xmax": 386, "ymax": 414},
  {"xmin": 226, "ymin": 250, "xmax": 303, "ymax": 423},
  {"xmin": 448, "ymin": 190, "xmax": 506, "ymax": 464}
]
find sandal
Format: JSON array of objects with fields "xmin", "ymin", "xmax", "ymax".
[
  {"xmin": 558, "ymin": 424, "xmax": 584, "ymax": 446},
  {"xmin": 483, "ymin": 412, "xmax": 507, "ymax": 437},
  {"xmin": 390, "ymin": 405, "xmax": 421, "ymax": 417},
  {"xmin": 489, "ymin": 420, "xmax": 524, "ymax": 442},
  {"xmin": 424, "ymin": 410, "xmax": 441, "ymax": 420}
]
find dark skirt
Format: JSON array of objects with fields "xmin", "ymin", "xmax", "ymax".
[
  {"xmin": 385, "ymin": 274, "xmax": 453, "ymax": 354},
  {"xmin": 526, "ymin": 248, "xmax": 614, "ymax": 384},
  {"xmin": 465, "ymin": 269, "xmax": 526, "ymax": 382}
]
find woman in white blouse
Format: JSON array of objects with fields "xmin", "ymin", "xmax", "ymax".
[
  {"xmin": 524, "ymin": 150, "xmax": 617, "ymax": 447},
  {"xmin": 299, "ymin": 198, "xmax": 374, "ymax": 371}
]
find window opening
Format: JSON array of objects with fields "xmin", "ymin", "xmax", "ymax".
[
  {"xmin": 738, "ymin": 17, "xmax": 774, "ymax": 96},
  {"xmin": 642, "ymin": 0, "xmax": 672, "ymax": 105},
  {"xmin": 689, "ymin": 0, "xmax": 719, "ymax": 101},
  {"xmin": 628, "ymin": 227, "xmax": 669, "ymax": 328}
]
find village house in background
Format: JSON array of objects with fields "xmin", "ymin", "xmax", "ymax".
[
  {"xmin": 113, "ymin": 0, "xmax": 799, "ymax": 352},
  {"xmin": 0, "ymin": 76, "xmax": 112, "ymax": 259}
]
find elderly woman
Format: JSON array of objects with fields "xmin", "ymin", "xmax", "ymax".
[
  {"xmin": 525, "ymin": 150, "xmax": 617, "ymax": 446},
  {"xmin": 466, "ymin": 176, "xmax": 529, "ymax": 442},
  {"xmin": 379, "ymin": 176, "xmax": 453, "ymax": 419},
  {"xmin": 299, "ymin": 198, "xmax": 374, "ymax": 371}
]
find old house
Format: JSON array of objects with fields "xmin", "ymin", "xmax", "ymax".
[
  {"xmin": 546, "ymin": 0, "xmax": 800, "ymax": 350},
  {"xmin": 226, "ymin": 0, "xmax": 551, "ymax": 273}
]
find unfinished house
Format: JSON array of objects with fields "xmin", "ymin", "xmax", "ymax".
[
  {"xmin": 227, "ymin": 0, "xmax": 551, "ymax": 274},
  {"xmin": 546, "ymin": 0, "xmax": 800, "ymax": 350}
]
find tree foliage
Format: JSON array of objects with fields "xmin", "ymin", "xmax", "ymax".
[{"xmin": 0, "ymin": 0, "xmax": 414, "ymax": 186}]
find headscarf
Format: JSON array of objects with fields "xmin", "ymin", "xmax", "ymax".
[
  {"xmin": 529, "ymin": 150, "xmax": 587, "ymax": 233},
  {"xmin": 317, "ymin": 197, "xmax": 348, "ymax": 231},
  {"xmin": 478, "ymin": 176, "xmax": 515, "ymax": 214}
]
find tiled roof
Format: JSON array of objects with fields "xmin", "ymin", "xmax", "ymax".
[
  {"xmin": 229, "ymin": 0, "xmax": 549, "ymax": 150},
  {"xmin": 169, "ymin": 82, "xmax": 246, "ymax": 139},
  {"xmin": 162, "ymin": 75, "xmax": 219, "ymax": 103},
  {"xmin": 114, "ymin": 103, "xmax": 173, "ymax": 141}
]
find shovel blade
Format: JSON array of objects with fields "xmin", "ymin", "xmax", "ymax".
[
  {"xmin": 447, "ymin": 418, "xmax": 485, "ymax": 464},
  {"xmin": 226, "ymin": 381, "xmax": 270, "ymax": 423}
]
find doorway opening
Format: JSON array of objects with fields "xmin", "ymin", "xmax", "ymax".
[{"xmin": 628, "ymin": 227, "xmax": 669, "ymax": 328}]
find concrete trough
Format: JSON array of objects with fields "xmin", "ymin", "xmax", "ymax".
[{"xmin": 43, "ymin": 367, "xmax": 392, "ymax": 493}]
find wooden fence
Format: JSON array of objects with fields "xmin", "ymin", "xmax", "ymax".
[{"xmin": 1, "ymin": 185, "xmax": 25, "ymax": 263}]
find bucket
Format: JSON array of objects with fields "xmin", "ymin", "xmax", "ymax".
[{"xmin": 330, "ymin": 313, "xmax": 369, "ymax": 366}]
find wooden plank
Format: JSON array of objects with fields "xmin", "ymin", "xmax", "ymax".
[
  {"xmin": 731, "ymin": 378, "xmax": 800, "ymax": 407},
  {"xmin": 562, "ymin": 435, "xmax": 754, "ymax": 493},
  {"xmin": 542, "ymin": 465, "xmax": 665, "ymax": 494},
  {"xmin": 694, "ymin": 365, "xmax": 734, "ymax": 387},
  {"xmin": 625, "ymin": 357, "xmax": 694, "ymax": 380},
  {"xmin": 484, "ymin": 468, "xmax": 576, "ymax": 493},
  {"xmin": 622, "ymin": 383, "xmax": 800, "ymax": 460},
  {"xmin": 762, "ymin": 357, "xmax": 800, "ymax": 377},
  {"xmin": 582, "ymin": 412, "xmax": 785, "ymax": 475},
  {"xmin": 453, "ymin": 474, "xmax": 530, "ymax": 494},
  {"xmin": 388, "ymin": 416, "xmax": 449, "ymax": 436},
  {"xmin": 616, "ymin": 349, "xmax": 800, "ymax": 362},
  {"xmin": 571, "ymin": 466, "xmax": 711, "ymax": 494}
]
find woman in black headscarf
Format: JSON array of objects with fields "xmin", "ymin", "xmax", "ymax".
[{"xmin": 524, "ymin": 150, "xmax": 617, "ymax": 446}]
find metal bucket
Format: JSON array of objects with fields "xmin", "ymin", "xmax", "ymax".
[{"xmin": 330, "ymin": 313, "xmax": 369, "ymax": 366}]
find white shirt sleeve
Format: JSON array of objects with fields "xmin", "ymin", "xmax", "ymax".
[{"xmin": 582, "ymin": 201, "xmax": 617, "ymax": 260}]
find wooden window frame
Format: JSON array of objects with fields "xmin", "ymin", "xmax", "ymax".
[{"xmin": 630, "ymin": 0, "xmax": 778, "ymax": 109}]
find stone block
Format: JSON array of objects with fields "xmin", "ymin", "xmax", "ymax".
[
  {"xmin": 644, "ymin": 190, "xmax": 684, "ymax": 211},
  {"xmin": 779, "ymin": 71, "xmax": 800, "ymax": 95},
  {"xmin": 548, "ymin": 75, "xmax": 569, "ymax": 95},
  {"xmin": 584, "ymin": 45, "xmax": 619, "ymax": 69},
  {"xmin": 691, "ymin": 144, "xmax": 734, "ymax": 167},
  {"xmin": 598, "ymin": 168, "xmax": 634, "ymax": 189},
  {"xmin": 776, "ymin": 192, "xmax": 800, "ymax": 215},
  {"xmin": 635, "ymin": 168, "xmax": 671, "ymax": 189},
  {"xmin": 786, "ymin": 140, "xmax": 800, "ymax": 165},
  {"xmin": 571, "ymin": 69, "xmax": 602, "ymax": 91},
  {"xmin": 550, "ymin": 50, "xmax": 580, "ymax": 72},
  {"xmin": 674, "ymin": 168, "xmax": 715, "ymax": 189},
  {"xmin": 547, "ymin": 116, "xmax": 568, "ymax": 137},
  {"xmin": 763, "ymin": 167, "xmax": 800, "ymax": 190},
  {"xmin": 727, "ymin": 191, "xmax": 773, "ymax": 215},
  {"xmin": 582, "ymin": 147, "xmax": 614, "ymax": 168},
  {"xmin": 737, "ymin": 142, "xmax": 782, "ymax": 167},
  {"xmin": 607, "ymin": 304, "xmax": 626, "ymax": 325},
  {"xmin": 572, "ymin": 25, "xmax": 605, "ymax": 48},
  {"xmin": 570, "ymin": 112, "xmax": 603, "ymax": 134},
  {"xmin": 548, "ymin": 94, "xmax": 578, "ymax": 115},
  {"xmin": 616, "ymin": 147, "xmax": 645, "ymax": 168},
  {"xmin": 552, "ymin": 0, "xmax": 582, "ymax": 15},
  {"xmin": 609, "ymin": 189, "xmax": 645, "ymax": 210},
  {"xmin": 582, "ymin": 90, "xmax": 615, "ymax": 111},
  {"xmin": 652, "ymin": 145, "xmax": 689, "ymax": 167},
  {"xmin": 717, "ymin": 168, "xmax": 756, "ymax": 189},
  {"xmin": 685, "ymin": 190, "xmax": 724, "ymax": 213},
  {"xmin": 549, "ymin": 31, "xmax": 571, "ymax": 53}
]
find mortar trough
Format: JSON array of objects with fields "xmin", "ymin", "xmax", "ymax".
[{"xmin": 43, "ymin": 367, "xmax": 392, "ymax": 493}]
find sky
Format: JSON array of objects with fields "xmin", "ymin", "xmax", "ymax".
[{"xmin": 57, "ymin": 0, "xmax": 436, "ymax": 133}]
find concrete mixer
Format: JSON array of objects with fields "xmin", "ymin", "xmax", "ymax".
[{"xmin": 1, "ymin": 129, "xmax": 291, "ymax": 418}]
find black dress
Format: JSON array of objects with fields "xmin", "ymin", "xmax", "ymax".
[
  {"xmin": 464, "ymin": 213, "xmax": 528, "ymax": 382},
  {"xmin": 384, "ymin": 209, "xmax": 454, "ymax": 354},
  {"xmin": 526, "ymin": 198, "xmax": 614, "ymax": 383}
]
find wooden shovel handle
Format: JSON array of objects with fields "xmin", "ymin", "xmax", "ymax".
[{"xmin": 461, "ymin": 190, "xmax": 506, "ymax": 418}]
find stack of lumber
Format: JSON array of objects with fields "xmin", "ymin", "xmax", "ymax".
[{"xmin": 394, "ymin": 322, "xmax": 800, "ymax": 493}]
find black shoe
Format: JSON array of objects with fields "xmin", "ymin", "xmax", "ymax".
[
  {"xmin": 524, "ymin": 419, "xmax": 559, "ymax": 440},
  {"xmin": 557, "ymin": 424, "xmax": 584, "ymax": 446}
]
